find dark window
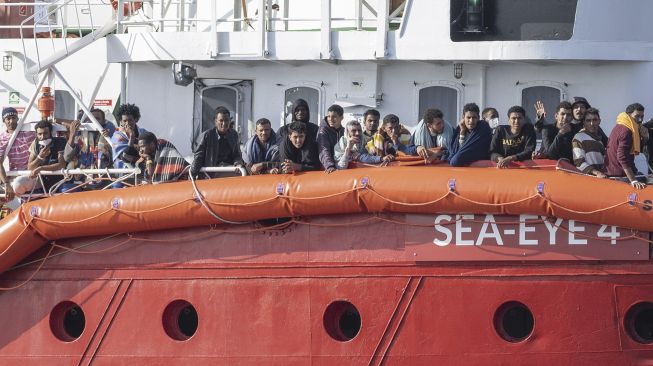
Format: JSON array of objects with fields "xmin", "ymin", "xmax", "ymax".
[
  {"xmin": 451, "ymin": 0, "xmax": 578, "ymax": 42},
  {"xmin": 521, "ymin": 86, "xmax": 562, "ymax": 138},
  {"xmin": 418, "ymin": 86, "xmax": 458, "ymax": 126}
]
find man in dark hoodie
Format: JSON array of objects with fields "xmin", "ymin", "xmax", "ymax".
[
  {"xmin": 279, "ymin": 121, "xmax": 320, "ymax": 173},
  {"xmin": 534, "ymin": 101, "xmax": 574, "ymax": 161},
  {"xmin": 317, "ymin": 104, "xmax": 345, "ymax": 173},
  {"xmin": 277, "ymin": 99, "xmax": 319, "ymax": 144}
]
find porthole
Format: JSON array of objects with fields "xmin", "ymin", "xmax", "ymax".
[
  {"xmin": 494, "ymin": 301, "xmax": 534, "ymax": 343},
  {"xmin": 50, "ymin": 301, "xmax": 85, "ymax": 342},
  {"xmin": 162, "ymin": 300, "xmax": 198, "ymax": 341},
  {"xmin": 625, "ymin": 302, "xmax": 653, "ymax": 344},
  {"xmin": 323, "ymin": 301, "xmax": 361, "ymax": 342}
]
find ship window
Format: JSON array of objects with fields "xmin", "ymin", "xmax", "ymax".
[
  {"xmin": 521, "ymin": 86, "xmax": 562, "ymax": 124},
  {"xmin": 163, "ymin": 300, "xmax": 198, "ymax": 341},
  {"xmin": 494, "ymin": 301, "xmax": 534, "ymax": 343},
  {"xmin": 450, "ymin": 0, "xmax": 578, "ymax": 42},
  {"xmin": 50, "ymin": 301, "xmax": 85, "ymax": 342},
  {"xmin": 418, "ymin": 86, "xmax": 458, "ymax": 126},
  {"xmin": 284, "ymin": 87, "xmax": 320, "ymax": 126},
  {"xmin": 54, "ymin": 90, "xmax": 77, "ymax": 120},
  {"xmin": 625, "ymin": 302, "xmax": 653, "ymax": 344},
  {"xmin": 194, "ymin": 86, "xmax": 238, "ymax": 149},
  {"xmin": 323, "ymin": 300, "xmax": 361, "ymax": 342}
]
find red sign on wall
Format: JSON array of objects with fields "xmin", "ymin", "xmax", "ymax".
[
  {"xmin": 93, "ymin": 99, "xmax": 113, "ymax": 107},
  {"xmin": 19, "ymin": 6, "xmax": 27, "ymax": 16}
]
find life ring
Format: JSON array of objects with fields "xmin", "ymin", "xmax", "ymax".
[{"xmin": 110, "ymin": 0, "xmax": 142, "ymax": 16}]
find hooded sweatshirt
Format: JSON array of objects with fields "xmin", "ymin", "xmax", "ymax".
[{"xmin": 277, "ymin": 99, "xmax": 319, "ymax": 143}]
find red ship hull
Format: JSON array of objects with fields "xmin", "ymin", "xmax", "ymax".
[{"xmin": 1, "ymin": 212, "xmax": 652, "ymax": 365}]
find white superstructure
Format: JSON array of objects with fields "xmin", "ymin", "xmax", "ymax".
[{"xmin": 1, "ymin": 0, "xmax": 652, "ymax": 158}]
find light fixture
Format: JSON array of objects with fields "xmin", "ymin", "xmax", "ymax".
[
  {"xmin": 172, "ymin": 62, "xmax": 197, "ymax": 86},
  {"xmin": 2, "ymin": 52, "xmax": 12, "ymax": 72},
  {"xmin": 454, "ymin": 63, "xmax": 463, "ymax": 79},
  {"xmin": 464, "ymin": 0, "xmax": 484, "ymax": 33}
]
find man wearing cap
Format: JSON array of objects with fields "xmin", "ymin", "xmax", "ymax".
[
  {"xmin": 570, "ymin": 97, "xmax": 609, "ymax": 144},
  {"xmin": 0, "ymin": 107, "xmax": 36, "ymax": 201}
]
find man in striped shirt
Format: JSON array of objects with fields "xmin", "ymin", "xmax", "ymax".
[
  {"xmin": 0, "ymin": 107, "xmax": 36, "ymax": 201},
  {"xmin": 572, "ymin": 108, "xmax": 608, "ymax": 178}
]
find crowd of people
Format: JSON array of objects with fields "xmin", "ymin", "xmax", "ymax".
[{"xmin": 0, "ymin": 95, "xmax": 650, "ymax": 203}]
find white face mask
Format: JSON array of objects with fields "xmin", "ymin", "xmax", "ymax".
[
  {"xmin": 489, "ymin": 118, "xmax": 500, "ymax": 129},
  {"xmin": 38, "ymin": 138, "xmax": 52, "ymax": 147}
]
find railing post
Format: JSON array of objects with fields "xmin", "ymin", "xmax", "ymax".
[
  {"xmin": 356, "ymin": 0, "xmax": 363, "ymax": 31},
  {"xmin": 260, "ymin": 0, "xmax": 268, "ymax": 56},
  {"xmin": 209, "ymin": 0, "xmax": 217, "ymax": 57},
  {"xmin": 320, "ymin": 0, "xmax": 331, "ymax": 59},
  {"xmin": 375, "ymin": 0, "xmax": 388, "ymax": 58},
  {"xmin": 51, "ymin": 66, "xmax": 114, "ymax": 148}
]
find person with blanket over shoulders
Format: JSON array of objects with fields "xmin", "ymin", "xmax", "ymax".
[
  {"xmin": 243, "ymin": 118, "xmax": 279, "ymax": 175},
  {"xmin": 136, "ymin": 131, "xmax": 189, "ymax": 184},
  {"xmin": 410, "ymin": 108, "xmax": 452, "ymax": 161},
  {"xmin": 444, "ymin": 103, "xmax": 492, "ymax": 167}
]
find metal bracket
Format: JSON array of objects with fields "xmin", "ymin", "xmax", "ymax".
[
  {"xmin": 537, "ymin": 182, "xmax": 545, "ymax": 195},
  {"xmin": 276, "ymin": 183, "xmax": 284, "ymax": 195},
  {"xmin": 360, "ymin": 177, "xmax": 369, "ymax": 188},
  {"xmin": 629, "ymin": 193, "xmax": 637, "ymax": 206},
  {"xmin": 29, "ymin": 206, "xmax": 39, "ymax": 217},
  {"xmin": 111, "ymin": 198, "xmax": 120, "ymax": 209},
  {"xmin": 448, "ymin": 179, "xmax": 456, "ymax": 192}
]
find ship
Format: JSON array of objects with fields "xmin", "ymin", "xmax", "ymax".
[{"xmin": 1, "ymin": 0, "xmax": 653, "ymax": 364}]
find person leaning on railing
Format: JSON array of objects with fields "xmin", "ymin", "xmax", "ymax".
[
  {"xmin": 14, "ymin": 120, "xmax": 77, "ymax": 195},
  {"xmin": 0, "ymin": 108, "xmax": 36, "ymax": 201}
]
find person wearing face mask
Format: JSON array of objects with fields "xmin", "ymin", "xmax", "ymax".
[
  {"xmin": 482, "ymin": 107, "xmax": 500, "ymax": 131},
  {"xmin": 0, "ymin": 107, "xmax": 36, "ymax": 201},
  {"xmin": 17, "ymin": 120, "xmax": 78, "ymax": 195},
  {"xmin": 190, "ymin": 106, "xmax": 244, "ymax": 178}
]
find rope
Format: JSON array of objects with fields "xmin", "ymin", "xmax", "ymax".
[
  {"xmin": 189, "ymin": 173, "xmax": 249, "ymax": 225},
  {"xmin": 0, "ymin": 243, "xmax": 55, "ymax": 291}
]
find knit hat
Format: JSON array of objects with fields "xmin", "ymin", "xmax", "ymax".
[
  {"xmin": 570, "ymin": 97, "xmax": 590, "ymax": 109},
  {"xmin": 2, "ymin": 107, "xmax": 18, "ymax": 120}
]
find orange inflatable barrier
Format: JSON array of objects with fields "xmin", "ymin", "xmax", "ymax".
[{"xmin": 0, "ymin": 164, "xmax": 652, "ymax": 275}]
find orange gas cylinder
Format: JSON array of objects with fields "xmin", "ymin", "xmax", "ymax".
[
  {"xmin": 110, "ymin": 0, "xmax": 142, "ymax": 16},
  {"xmin": 37, "ymin": 87, "xmax": 55, "ymax": 120}
]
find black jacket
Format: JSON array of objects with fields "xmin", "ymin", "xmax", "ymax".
[{"xmin": 190, "ymin": 128, "xmax": 243, "ymax": 177}]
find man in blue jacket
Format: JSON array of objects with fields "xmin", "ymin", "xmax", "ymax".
[{"xmin": 445, "ymin": 103, "xmax": 493, "ymax": 166}]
